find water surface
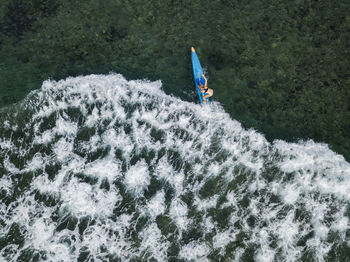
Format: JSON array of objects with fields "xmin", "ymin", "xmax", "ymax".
[{"xmin": 1, "ymin": 74, "xmax": 349, "ymax": 261}]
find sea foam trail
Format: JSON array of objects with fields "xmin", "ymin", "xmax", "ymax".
[{"xmin": 0, "ymin": 74, "xmax": 349, "ymax": 261}]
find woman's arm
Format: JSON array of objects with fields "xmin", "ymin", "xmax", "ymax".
[{"xmin": 202, "ymin": 74, "xmax": 207, "ymax": 86}]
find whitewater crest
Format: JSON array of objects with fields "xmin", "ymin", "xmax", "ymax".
[{"xmin": 0, "ymin": 74, "xmax": 349, "ymax": 261}]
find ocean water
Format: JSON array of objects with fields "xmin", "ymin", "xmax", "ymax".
[{"xmin": 0, "ymin": 74, "xmax": 349, "ymax": 261}]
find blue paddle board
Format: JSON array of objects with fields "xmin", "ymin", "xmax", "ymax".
[{"xmin": 191, "ymin": 47, "xmax": 210, "ymax": 104}]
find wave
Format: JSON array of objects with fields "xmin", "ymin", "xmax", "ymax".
[{"xmin": 0, "ymin": 74, "xmax": 349, "ymax": 261}]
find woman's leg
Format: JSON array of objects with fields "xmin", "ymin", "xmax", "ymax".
[{"xmin": 202, "ymin": 89, "xmax": 213, "ymax": 102}]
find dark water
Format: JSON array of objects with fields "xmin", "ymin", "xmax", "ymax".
[
  {"xmin": 1, "ymin": 1, "xmax": 350, "ymax": 261},
  {"xmin": 1, "ymin": 0, "xmax": 350, "ymax": 159},
  {"xmin": 1, "ymin": 74, "xmax": 349, "ymax": 261}
]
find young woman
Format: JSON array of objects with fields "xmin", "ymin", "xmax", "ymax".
[{"xmin": 198, "ymin": 74, "xmax": 213, "ymax": 103}]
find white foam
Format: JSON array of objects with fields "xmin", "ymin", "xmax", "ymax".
[
  {"xmin": 169, "ymin": 198, "xmax": 189, "ymax": 231},
  {"xmin": 203, "ymin": 216, "xmax": 215, "ymax": 231},
  {"xmin": 85, "ymin": 107, "xmax": 100, "ymax": 127},
  {"xmin": 0, "ymin": 176, "xmax": 13, "ymax": 195},
  {"xmin": 34, "ymin": 129, "xmax": 54, "ymax": 144},
  {"xmin": 255, "ymin": 229, "xmax": 275, "ymax": 262},
  {"xmin": 194, "ymin": 194, "xmax": 219, "ymax": 211},
  {"xmin": 53, "ymin": 138, "xmax": 74, "ymax": 162},
  {"xmin": 281, "ymin": 183, "xmax": 300, "ymax": 205},
  {"xmin": 24, "ymin": 153, "xmax": 45, "ymax": 172},
  {"xmin": 155, "ymin": 156, "xmax": 184, "ymax": 196},
  {"xmin": 0, "ymin": 138, "xmax": 14, "ymax": 150},
  {"xmin": 275, "ymin": 210, "xmax": 302, "ymax": 261},
  {"xmin": 233, "ymin": 248, "xmax": 244, "ymax": 262},
  {"xmin": 179, "ymin": 241, "xmax": 210, "ymax": 261},
  {"xmin": 213, "ymin": 230, "xmax": 236, "ymax": 249},
  {"xmin": 275, "ymin": 140, "xmax": 350, "ymax": 200},
  {"xmin": 124, "ymin": 159, "xmax": 150, "ymax": 196},
  {"xmin": 60, "ymin": 177, "xmax": 121, "ymax": 217},
  {"xmin": 55, "ymin": 116, "xmax": 78, "ymax": 136},
  {"xmin": 331, "ymin": 206, "xmax": 349, "ymax": 234},
  {"xmin": 29, "ymin": 214, "xmax": 56, "ymax": 250},
  {"xmin": 146, "ymin": 191, "xmax": 165, "ymax": 218},
  {"xmin": 139, "ymin": 223, "xmax": 169, "ymax": 261},
  {"xmin": 84, "ymin": 157, "xmax": 121, "ymax": 182},
  {"xmin": 1, "ymin": 73, "xmax": 349, "ymax": 261},
  {"xmin": 3, "ymin": 157, "xmax": 20, "ymax": 174},
  {"xmin": 221, "ymin": 190, "xmax": 238, "ymax": 208}
]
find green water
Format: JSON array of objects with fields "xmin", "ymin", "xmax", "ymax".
[{"xmin": 0, "ymin": 0, "xmax": 349, "ymax": 160}]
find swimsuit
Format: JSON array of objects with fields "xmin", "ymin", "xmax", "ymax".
[
  {"xmin": 198, "ymin": 84, "xmax": 208, "ymax": 93},
  {"xmin": 202, "ymin": 87, "xmax": 208, "ymax": 93}
]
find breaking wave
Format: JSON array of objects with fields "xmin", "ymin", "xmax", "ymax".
[{"xmin": 0, "ymin": 74, "xmax": 349, "ymax": 261}]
